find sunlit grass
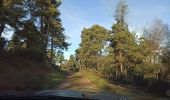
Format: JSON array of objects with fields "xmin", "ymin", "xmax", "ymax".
[
  {"xmin": 76, "ymin": 71, "xmax": 128, "ymax": 93},
  {"xmin": 43, "ymin": 69, "xmax": 68, "ymax": 89},
  {"xmin": 58, "ymin": 74, "xmax": 100, "ymax": 92},
  {"xmin": 77, "ymin": 70, "xmax": 159, "ymax": 100},
  {"xmin": 44, "ymin": 69, "xmax": 163, "ymax": 100},
  {"xmin": 76, "ymin": 71, "xmax": 108, "ymax": 89}
]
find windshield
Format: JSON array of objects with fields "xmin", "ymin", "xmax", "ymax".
[{"xmin": 0, "ymin": 0, "xmax": 170, "ymax": 99}]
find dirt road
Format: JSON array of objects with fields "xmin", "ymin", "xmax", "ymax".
[{"xmin": 57, "ymin": 74, "xmax": 100, "ymax": 92}]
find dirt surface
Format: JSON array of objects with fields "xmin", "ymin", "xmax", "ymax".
[
  {"xmin": 57, "ymin": 74, "xmax": 100, "ymax": 92},
  {"xmin": 56, "ymin": 72, "xmax": 169, "ymax": 100}
]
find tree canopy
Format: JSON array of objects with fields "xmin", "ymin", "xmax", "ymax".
[{"xmin": 0, "ymin": 0, "xmax": 69, "ymax": 63}]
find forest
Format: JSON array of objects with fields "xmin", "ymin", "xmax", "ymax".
[
  {"xmin": 61, "ymin": 0, "xmax": 170, "ymax": 97},
  {"xmin": 0, "ymin": 0, "xmax": 170, "ymax": 99}
]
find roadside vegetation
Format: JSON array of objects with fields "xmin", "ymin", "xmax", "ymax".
[
  {"xmin": 0, "ymin": 0, "xmax": 69, "ymax": 91},
  {"xmin": 77, "ymin": 70, "xmax": 162, "ymax": 100},
  {"xmin": 62, "ymin": 0, "xmax": 170, "ymax": 97},
  {"xmin": 0, "ymin": 52, "xmax": 68, "ymax": 91},
  {"xmin": 44, "ymin": 69, "xmax": 68, "ymax": 90}
]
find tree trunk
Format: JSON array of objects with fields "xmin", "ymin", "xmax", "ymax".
[
  {"xmin": 40, "ymin": 16, "xmax": 46, "ymax": 63},
  {"xmin": 43, "ymin": 32, "xmax": 47, "ymax": 64},
  {"xmin": 0, "ymin": 0, "xmax": 4, "ymax": 37},
  {"xmin": 150, "ymin": 56, "xmax": 152, "ymax": 63},
  {"xmin": 115, "ymin": 70, "xmax": 118, "ymax": 79},
  {"xmin": 119, "ymin": 50, "xmax": 123, "ymax": 74},
  {"xmin": 50, "ymin": 33, "xmax": 54, "ymax": 64},
  {"xmin": 120, "ymin": 63, "xmax": 123, "ymax": 74},
  {"xmin": 0, "ymin": 24, "xmax": 5, "ymax": 37},
  {"xmin": 153, "ymin": 54, "xmax": 156, "ymax": 66},
  {"xmin": 44, "ymin": 24, "xmax": 49, "ymax": 64},
  {"xmin": 114, "ymin": 48, "xmax": 118, "ymax": 78}
]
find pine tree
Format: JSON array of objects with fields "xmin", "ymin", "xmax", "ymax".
[
  {"xmin": 0, "ymin": 0, "xmax": 25, "ymax": 37},
  {"xmin": 6, "ymin": 0, "xmax": 69, "ymax": 62},
  {"xmin": 78, "ymin": 25, "xmax": 109, "ymax": 70}
]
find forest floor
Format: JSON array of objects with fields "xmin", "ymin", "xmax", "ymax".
[{"xmin": 55, "ymin": 70, "xmax": 168, "ymax": 100}]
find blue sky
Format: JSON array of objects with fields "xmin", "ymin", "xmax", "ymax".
[
  {"xmin": 2, "ymin": 0, "xmax": 170, "ymax": 59},
  {"xmin": 59, "ymin": 0, "xmax": 170, "ymax": 59}
]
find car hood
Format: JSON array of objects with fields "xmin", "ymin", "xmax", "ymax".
[{"xmin": 36, "ymin": 90, "xmax": 132, "ymax": 100}]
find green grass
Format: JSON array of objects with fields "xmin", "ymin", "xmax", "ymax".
[
  {"xmin": 77, "ymin": 70, "xmax": 129, "ymax": 94},
  {"xmin": 42, "ymin": 69, "xmax": 68, "ymax": 89},
  {"xmin": 41, "ymin": 69, "xmax": 166, "ymax": 100},
  {"xmin": 77, "ymin": 70, "xmax": 161, "ymax": 100},
  {"xmin": 76, "ymin": 71, "xmax": 109, "ymax": 89}
]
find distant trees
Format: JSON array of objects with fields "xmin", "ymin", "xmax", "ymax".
[
  {"xmin": 71, "ymin": 1, "xmax": 170, "ymax": 93},
  {"xmin": 74, "ymin": 0, "xmax": 142, "ymax": 82},
  {"xmin": 67, "ymin": 55, "xmax": 77, "ymax": 71},
  {"xmin": 143, "ymin": 19, "xmax": 170, "ymax": 80},
  {"xmin": 61, "ymin": 54, "xmax": 77, "ymax": 71},
  {"xmin": 54, "ymin": 50, "xmax": 65, "ymax": 65},
  {"xmin": 77, "ymin": 25, "xmax": 109, "ymax": 71},
  {"xmin": 73, "ymin": 0, "xmax": 159, "ymax": 83},
  {"xmin": 143, "ymin": 19, "xmax": 168, "ymax": 46}
]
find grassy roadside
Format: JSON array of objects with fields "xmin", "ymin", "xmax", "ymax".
[
  {"xmin": 57, "ymin": 72, "xmax": 100, "ymax": 92},
  {"xmin": 77, "ymin": 70, "xmax": 163, "ymax": 100},
  {"xmin": 43, "ymin": 69, "xmax": 68, "ymax": 90}
]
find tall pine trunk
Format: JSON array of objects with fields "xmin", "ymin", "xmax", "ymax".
[
  {"xmin": 114, "ymin": 48, "xmax": 118, "ymax": 78},
  {"xmin": 50, "ymin": 34, "xmax": 54, "ymax": 64},
  {"xmin": 0, "ymin": 24, "xmax": 5, "ymax": 37},
  {"xmin": 119, "ymin": 50, "xmax": 123, "ymax": 74},
  {"xmin": 44, "ymin": 24, "xmax": 49, "ymax": 64},
  {"xmin": 0, "ymin": 0, "xmax": 4, "ymax": 37},
  {"xmin": 40, "ymin": 16, "xmax": 46, "ymax": 64}
]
